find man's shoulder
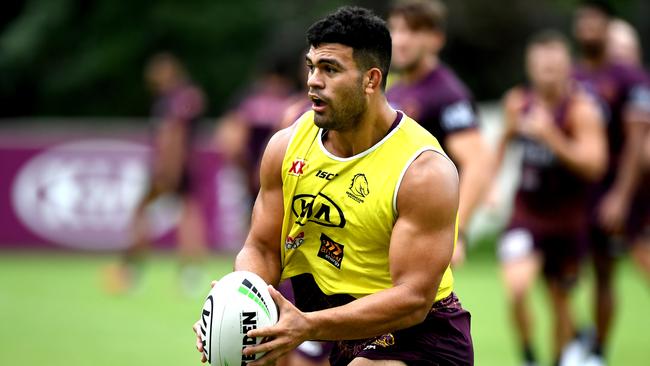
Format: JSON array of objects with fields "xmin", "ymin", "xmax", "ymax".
[{"xmin": 396, "ymin": 148, "xmax": 458, "ymax": 214}]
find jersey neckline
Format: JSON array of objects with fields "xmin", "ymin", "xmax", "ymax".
[{"xmin": 317, "ymin": 110, "xmax": 405, "ymax": 162}]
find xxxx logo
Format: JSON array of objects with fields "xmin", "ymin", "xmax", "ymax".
[{"xmin": 288, "ymin": 158, "xmax": 307, "ymax": 176}]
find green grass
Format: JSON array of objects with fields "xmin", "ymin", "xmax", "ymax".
[{"xmin": 0, "ymin": 252, "xmax": 648, "ymax": 365}]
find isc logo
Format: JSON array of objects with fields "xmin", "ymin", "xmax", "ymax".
[{"xmin": 315, "ymin": 169, "xmax": 338, "ymax": 180}]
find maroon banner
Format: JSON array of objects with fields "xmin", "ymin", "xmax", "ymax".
[{"xmin": 0, "ymin": 128, "xmax": 250, "ymax": 251}]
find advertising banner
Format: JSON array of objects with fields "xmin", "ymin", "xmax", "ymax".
[{"xmin": 0, "ymin": 127, "xmax": 249, "ymax": 251}]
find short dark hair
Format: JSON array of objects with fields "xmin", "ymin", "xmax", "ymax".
[
  {"xmin": 389, "ymin": 0, "xmax": 447, "ymax": 31},
  {"xmin": 579, "ymin": 0, "xmax": 616, "ymax": 17},
  {"xmin": 306, "ymin": 6, "xmax": 392, "ymax": 89},
  {"xmin": 526, "ymin": 29, "xmax": 571, "ymax": 51}
]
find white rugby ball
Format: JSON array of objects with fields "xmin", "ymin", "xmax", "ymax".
[{"xmin": 199, "ymin": 271, "xmax": 278, "ymax": 366}]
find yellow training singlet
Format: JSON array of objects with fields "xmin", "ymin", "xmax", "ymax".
[{"xmin": 280, "ymin": 111, "xmax": 455, "ymax": 302}]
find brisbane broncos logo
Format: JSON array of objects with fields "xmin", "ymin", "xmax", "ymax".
[{"xmin": 347, "ymin": 173, "xmax": 369, "ymax": 203}]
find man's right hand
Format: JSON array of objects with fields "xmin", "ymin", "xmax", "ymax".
[{"xmin": 193, "ymin": 281, "xmax": 218, "ymax": 363}]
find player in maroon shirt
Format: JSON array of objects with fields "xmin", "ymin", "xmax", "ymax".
[
  {"xmin": 215, "ymin": 62, "xmax": 298, "ymax": 199},
  {"xmin": 386, "ymin": 0, "xmax": 493, "ymax": 266},
  {"xmin": 568, "ymin": 2, "xmax": 650, "ymax": 365},
  {"xmin": 106, "ymin": 53, "xmax": 208, "ymax": 295},
  {"xmin": 605, "ymin": 18, "xmax": 650, "ymax": 283},
  {"xmin": 496, "ymin": 31, "xmax": 606, "ymax": 366}
]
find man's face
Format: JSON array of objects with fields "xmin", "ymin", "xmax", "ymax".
[
  {"xmin": 388, "ymin": 15, "xmax": 439, "ymax": 71},
  {"xmin": 306, "ymin": 44, "xmax": 367, "ymax": 131},
  {"xmin": 145, "ymin": 60, "xmax": 177, "ymax": 94},
  {"xmin": 573, "ymin": 6, "xmax": 609, "ymax": 55},
  {"xmin": 526, "ymin": 42, "xmax": 571, "ymax": 91}
]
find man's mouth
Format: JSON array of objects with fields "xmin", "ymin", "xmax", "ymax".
[{"xmin": 309, "ymin": 94, "xmax": 328, "ymax": 113}]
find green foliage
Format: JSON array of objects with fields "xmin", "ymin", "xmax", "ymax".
[
  {"xmin": 0, "ymin": 0, "xmax": 350, "ymax": 116},
  {"xmin": 1, "ymin": 0, "xmax": 648, "ymax": 116}
]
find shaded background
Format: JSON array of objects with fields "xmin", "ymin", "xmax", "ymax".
[
  {"xmin": 2, "ymin": 0, "xmax": 649, "ymax": 117},
  {"xmin": 1, "ymin": 1, "xmax": 650, "ymax": 366}
]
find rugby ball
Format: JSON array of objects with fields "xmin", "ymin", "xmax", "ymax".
[{"xmin": 199, "ymin": 271, "xmax": 279, "ymax": 366}]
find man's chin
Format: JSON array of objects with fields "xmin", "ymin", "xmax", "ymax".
[{"xmin": 313, "ymin": 115, "xmax": 328, "ymax": 128}]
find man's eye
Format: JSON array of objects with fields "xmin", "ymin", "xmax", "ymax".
[{"xmin": 324, "ymin": 66, "xmax": 336, "ymax": 73}]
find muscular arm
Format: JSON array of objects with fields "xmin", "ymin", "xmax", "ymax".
[
  {"xmin": 233, "ymin": 126, "xmax": 293, "ymax": 286},
  {"xmin": 154, "ymin": 120, "xmax": 188, "ymax": 190},
  {"xmin": 495, "ymin": 89, "xmax": 524, "ymax": 172},
  {"xmin": 610, "ymin": 110, "xmax": 650, "ymax": 203},
  {"xmin": 445, "ymin": 129, "xmax": 494, "ymax": 236},
  {"xmin": 540, "ymin": 95, "xmax": 607, "ymax": 181},
  {"xmin": 599, "ymin": 106, "xmax": 650, "ymax": 232},
  {"xmin": 304, "ymin": 152, "xmax": 458, "ymax": 340}
]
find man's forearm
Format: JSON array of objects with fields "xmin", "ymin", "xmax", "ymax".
[
  {"xmin": 458, "ymin": 155, "xmax": 492, "ymax": 231},
  {"xmin": 610, "ymin": 122, "xmax": 647, "ymax": 201},
  {"xmin": 542, "ymin": 127, "xmax": 604, "ymax": 180},
  {"xmin": 234, "ymin": 243, "xmax": 281, "ymax": 287},
  {"xmin": 305, "ymin": 283, "xmax": 437, "ymax": 341}
]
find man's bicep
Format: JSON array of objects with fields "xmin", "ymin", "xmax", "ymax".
[
  {"xmin": 389, "ymin": 152, "xmax": 458, "ymax": 297},
  {"xmin": 235, "ymin": 128, "xmax": 292, "ymax": 283},
  {"xmin": 248, "ymin": 128, "xmax": 292, "ymax": 244}
]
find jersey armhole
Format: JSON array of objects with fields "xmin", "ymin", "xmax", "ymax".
[{"xmin": 392, "ymin": 147, "xmax": 452, "ymax": 216}]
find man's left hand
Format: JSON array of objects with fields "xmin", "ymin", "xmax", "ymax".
[
  {"xmin": 598, "ymin": 189, "xmax": 630, "ymax": 234},
  {"xmin": 243, "ymin": 286, "xmax": 312, "ymax": 366}
]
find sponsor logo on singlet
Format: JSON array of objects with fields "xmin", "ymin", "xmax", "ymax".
[
  {"xmin": 288, "ymin": 158, "xmax": 307, "ymax": 176},
  {"xmin": 346, "ymin": 173, "xmax": 369, "ymax": 203},
  {"xmin": 317, "ymin": 233, "xmax": 344, "ymax": 269},
  {"xmin": 315, "ymin": 169, "xmax": 338, "ymax": 180},
  {"xmin": 285, "ymin": 232, "xmax": 305, "ymax": 249},
  {"xmin": 291, "ymin": 193, "xmax": 346, "ymax": 228}
]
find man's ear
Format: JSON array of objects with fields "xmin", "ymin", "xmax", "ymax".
[{"xmin": 365, "ymin": 68, "xmax": 383, "ymax": 94}]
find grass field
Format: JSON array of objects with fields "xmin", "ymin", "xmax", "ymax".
[{"xmin": 1, "ymin": 251, "xmax": 648, "ymax": 366}]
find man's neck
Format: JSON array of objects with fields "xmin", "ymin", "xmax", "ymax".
[
  {"xmin": 580, "ymin": 52, "xmax": 607, "ymax": 71},
  {"xmin": 402, "ymin": 55, "xmax": 438, "ymax": 84},
  {"xmin": 325, "ymin": 99, "xmax": 397, "ymax": 158},
  {"xmin": 535, "ymin": 81, "xmax": 569, "ymax": 107}
]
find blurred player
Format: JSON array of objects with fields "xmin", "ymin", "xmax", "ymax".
[
  {"xmin": 570, "ymin": 2, "xmax": 650, "ymax": 365},
  {"xmin": 496, "ymin": 31, "xmax": 606, "ymax": 366},
  {"xmin": 605, "ymin": 18, "xmax": 650, "ymax": 282},
  {"xmin": 386, "ymin": 0, "xmax": 493, "ymax": 266},
  {"xmin": 194, "ymin": 6, "xmax": 473, "ymax": 365},
  {"xmin": 106, "ymin": 53, "xmax": 207, "ymax": 295},
  {"xmin": 214, "ymin": 60, "xmax": 298, "ymax": 198},
  {"xmin": 606, "ymin": 19, "xmax": 642, "ymax": 66}
]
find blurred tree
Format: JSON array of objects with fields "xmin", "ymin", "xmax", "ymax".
[{"xmin": 0, "ymin": 0, "xmax": 647, "ymax": 117}]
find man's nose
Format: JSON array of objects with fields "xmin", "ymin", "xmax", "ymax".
[{"xmin": 307, "ymin": 70, "xmax": 324, "ymax": 89}]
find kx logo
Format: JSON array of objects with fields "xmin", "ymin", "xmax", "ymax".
[
  {"xmin": 288, "ymin": 159, "xmax": 306, "ymax": 176},
  {"xmin": 291, "ymin": 193, "xmax": 346, "ymax": 228}
]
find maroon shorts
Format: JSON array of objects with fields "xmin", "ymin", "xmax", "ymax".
[
  {"xmin": 329, "ymin": 293, "xmax": 473, "ymax": 366},
  {"xmin": 278, "ymin": 280, "xmax": 332, "ymax": 362},
  {"xmin": 500, "ymin": 222, "xmax": 587, "ymax": 283}
]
